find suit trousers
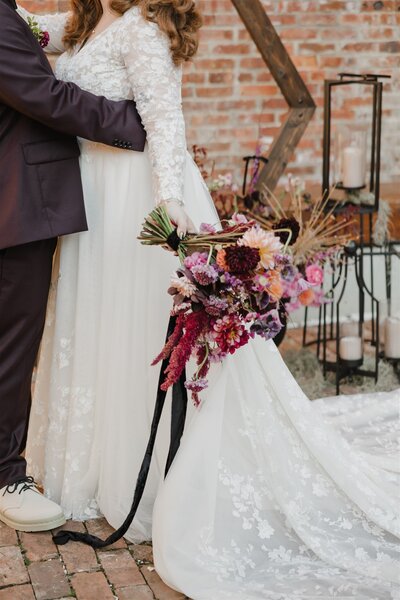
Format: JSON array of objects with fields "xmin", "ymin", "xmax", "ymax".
[{"xmin": 0, "ymin": 237, "xmax": 57, "ymax": 488}]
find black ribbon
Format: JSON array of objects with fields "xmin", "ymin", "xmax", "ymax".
[
  {"xmin": 53, "ymin": 316, "xmax": 188, "ymax": 548},
  {"xmin": 166, "ymin": 230, "xmax": 181, "ymax": 252}
]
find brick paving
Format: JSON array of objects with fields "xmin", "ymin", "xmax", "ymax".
[{"xmin": 0, "ymin": 518, "xmax": 187, "ymax": 600}]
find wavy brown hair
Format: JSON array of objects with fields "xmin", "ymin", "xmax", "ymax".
[{"xmin": 63, "ymin": 0, "xmax": 202, "ymax": 65}]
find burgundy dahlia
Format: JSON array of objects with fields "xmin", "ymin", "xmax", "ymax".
[
  {"xmin": 273, "ymin": 218, "xmax": 300, "ymax": 245},
  {"xmin": 40, "ymin": 31, "xmax": 50, "ymax": 48},
  {"xmin": 224, "ymin": 245, "xmax": 260, "ymax": 274}
]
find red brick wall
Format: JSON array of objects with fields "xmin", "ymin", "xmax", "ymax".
[{"xmin": 23, "ymin": 0, "xmax": 400, "ymax": 188}]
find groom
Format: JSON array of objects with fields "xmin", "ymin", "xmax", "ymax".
[{"xmin": 0, "ymin": 0, "xmax": 146, "ymax": 532}]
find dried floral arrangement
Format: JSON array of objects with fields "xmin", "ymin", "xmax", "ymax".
[
  {"xmin": 192, "ymin": 144, "xmax": 355, "ymax": 313},
  {"xmin": 245, "ymin": 175, "xmax": 356, "ymax": 268}
]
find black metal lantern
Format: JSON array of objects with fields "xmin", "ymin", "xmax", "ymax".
[
  {"xmin": 300, "ymin": 71, "xmax": 400, "ymax": 394},
  {"xmin": 322, "ymin": 73, "xmax": 390, "ymax": 213}
]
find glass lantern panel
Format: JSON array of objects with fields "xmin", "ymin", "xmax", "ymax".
[{"xmin": 333, "ymin": 125, "xmax": 368, "ymax": 190}]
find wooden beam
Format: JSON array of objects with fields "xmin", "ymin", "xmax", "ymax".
[
  {"xmin": 261, "ymin": 107, "xmax": 316, "ymax": 191},
  {"xmin": 230, "ymin": 0, "xmax": 316, "ymax": 192}
]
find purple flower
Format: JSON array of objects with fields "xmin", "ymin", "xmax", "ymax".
[
  {"xmin": 184, "ymin": 252, "xmax": 208, "ymax": 270},
  {"xmin": 281, "ymin": 264, "xmax": 297, "ymax": 282},
  {"xmin": 185, "ymin": 378, "xmax": 209, "ymax": 392},
  {"xmin": 255, "ymin": 291, "xmax": 271, "ymax": 311},
  {"xmin": 191, "ymin": 264, "xmax": 219, "ymax": 286},
  {"xmin": 250, "ymin": 309, "xmax": 282, "ymax": 341},
  {"xmin": 203, "ymin": 295, "xmax": 229, "ymax": 316},
  {"xmin": 297, "ymin": 277, "xmax": 312, "ymax": 292},
  {"xmin": 219, "ymin": 271, "xmax": 242, "ymax": 289},
  {"xmin": 208, "ymin": 346, "xmax": 228, "ymax": 363},
  {"xmin": 252, "ymin": 273, "xmax": 269, "ymax": 292}
]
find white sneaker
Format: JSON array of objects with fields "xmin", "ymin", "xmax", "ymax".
[{"xmin": 0, "ymin": 477, "xmax": 66, "ymax": 532}]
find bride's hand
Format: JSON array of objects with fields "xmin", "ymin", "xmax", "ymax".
[{"xmin": 161, "ymin": 200, "xmax": 197, "ymax": 239}]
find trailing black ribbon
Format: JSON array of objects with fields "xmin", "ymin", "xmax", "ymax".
[{"xmin": 53, "ymin": 315, "xmax": 188, "ymax": 548}]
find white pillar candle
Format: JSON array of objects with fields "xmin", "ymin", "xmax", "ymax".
[
  {"xmin": 339, "ymin": 336, "xmax": 363, "ymax": 361},
  {"xmin": 340, "ymin": 322, "xmax": 360, "ymax": 338},
  {"xmin": 384, "ymin": 317, "xmax": 400, "ymax": 359},
  {"xmin": 342, "ymin": 145, "xmax": 365, "ymax": 188}
]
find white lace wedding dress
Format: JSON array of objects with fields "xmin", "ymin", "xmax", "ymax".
[{"xmin": 19, "ymin": 7, "xmax": 400, "ymax": 599}]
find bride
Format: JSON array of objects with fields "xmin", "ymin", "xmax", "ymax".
[{"xmin": 18, "ymin": 0, "xmax": 399, "ymax": 598}]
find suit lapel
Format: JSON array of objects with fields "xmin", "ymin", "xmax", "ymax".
[{"xmin": 0, "ymin": 0, "xmax": 18, "ymax": 10}]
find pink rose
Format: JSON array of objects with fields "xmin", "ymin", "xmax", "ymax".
[{"xmin": 306, "ymin": 264, "xmax": 324, "ymax": 286}]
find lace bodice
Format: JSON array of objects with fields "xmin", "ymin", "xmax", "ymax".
[{"xmin": 17, "ymin": 6, "xmax": 186, "ymax": 203}]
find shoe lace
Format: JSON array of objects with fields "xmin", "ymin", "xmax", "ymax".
[{"xmin": 2, "ymin": 476, "xmax": 37, "ymax": 496}]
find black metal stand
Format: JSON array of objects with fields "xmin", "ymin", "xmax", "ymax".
[{"xmin": 302, "ymin": 213, "xmax": 399, "ymax": 394}]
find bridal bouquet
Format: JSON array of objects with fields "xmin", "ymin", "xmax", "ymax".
[{"xmin": 139, "ymin": 207, "xmax": 308, "ymax": 404}]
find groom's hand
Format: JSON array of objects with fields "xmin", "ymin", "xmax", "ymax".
[{"xmin": 161, "ymin": 200, "xmax": 197, "ymax": 239}]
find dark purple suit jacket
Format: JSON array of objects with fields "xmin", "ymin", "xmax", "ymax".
[{"xmin": 0, "ymin": 0, "xmax": 146, "ymax": 250}]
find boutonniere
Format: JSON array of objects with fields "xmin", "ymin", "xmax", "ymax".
[{"xmin": 27, "ymin": 16, "xmax": 50, "ymax": 49}]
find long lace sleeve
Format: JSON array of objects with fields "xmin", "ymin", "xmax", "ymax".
[
  {"xmin": 17, "ymin": 6, "xmax": 69, "ymax": 53},
  {"xmin": 120, "ymin": 9, "xmax": 186, "ymax": 204}
]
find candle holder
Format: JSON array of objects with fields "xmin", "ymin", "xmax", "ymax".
[
  {"xmin": 333, "ymin": 125, "xmax": 368, "ymax": 192},
  {"xmin": 320, "ymin": 247, "xmax": 380, "ymax": 395},
  {"xmin": 303, "ymin": 242, "xmax": 400, "ymax": 393},
  {"xmin": 322, "ymin": 73, "xmax": 391, "ymax": 213}
]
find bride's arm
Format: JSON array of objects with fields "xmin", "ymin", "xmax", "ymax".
[
  {"xmin": 17, "ymin": 6, "xmax": 69, "ymax": 53},
  {"xmin": 120, "ymin": 10, "xmax": 187, "ymax": 208}
]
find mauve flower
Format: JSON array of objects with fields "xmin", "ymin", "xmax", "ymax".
[
  {"xmin": 253, "ymin": 273, "xmax": 269, "ymax": 292},
  {"xmin": 191, "ymin": 264, "xmax": 219, "ymax": 286},
  {"xmin": 184, "ymin": 252, "xmax": 208, "ymax": 270},
  {"xmin": 306, "ymin": 264, "xmax": 324, "ymax": 285},
  {"xmin": 185, "ymin": 378, "xmax": 208, "ymax": 392},
  {"xmin": 281, "ymin": 273, "xmax": 309, "ymax": 300},
  {"xmin": 255, "ymin": 291, "xmax": 271, "ymax": 311},
  {"xmin": 239, "ymin": 227, "xmax": 283, "ymax": 270},
  {"xmin": 274, "ymin": 254, "xmax": 291, "ymax": 267},
  {"xmin": 208, "ymin": 346, "xmax": 228, "ymax": 363},
  {"xmin": 250, "ymin": 309, "xmax": 282, "ymax": 341},
  {"xmin": 280, "ymin": 263, "xmax": 297, "ymax": 282},
  {"xmin": 203, "ymin": 295, "xmax": 229, "ymax": 316},
  {"xmin": 220, "ymin": 272, "xmax": 244, "ymax": 290},
  {"xmin": 297, "ymin": 277, "xmax": 312, "ymax": 292}
]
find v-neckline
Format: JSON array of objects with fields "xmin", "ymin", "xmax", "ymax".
[{"xmin": 77, "ymin": 16, "xmax": 122, "ymax": 54}]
